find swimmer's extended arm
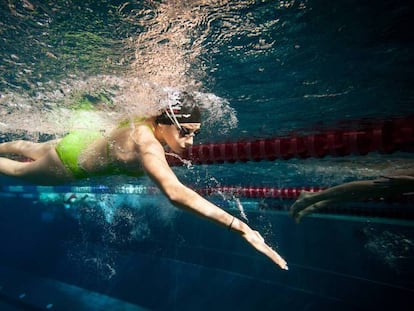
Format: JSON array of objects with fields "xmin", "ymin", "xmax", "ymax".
[
  {"xmin": 376, "ymin": 174, "xmax": 414, "ymax": 189},
  {"xmin": 136, "ymin": 134, "xmax": 288, "ymax": 270},
  {"xmin": 291, "ymin": 173, "xmax": 414, "ymax": 222},
  {"xmin": 290, "ymin": 179, "xmax": 385, "ymax": 222}
]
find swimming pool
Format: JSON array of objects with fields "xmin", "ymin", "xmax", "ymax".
[{"xmin": 0, "ymin": 0, "xmax": 413, "ymax": 310}]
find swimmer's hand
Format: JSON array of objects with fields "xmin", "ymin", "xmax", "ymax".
[
  {"xmin": 241, "ymin": 227, "xmax": 288, "ymax": 270},
  {"xmin": 290, "ymin": 191, "xmax": 319, "ymax": 223},
  {"xmin": 290, "ymin": 190, "xmax": 335, "ymax": 223}
]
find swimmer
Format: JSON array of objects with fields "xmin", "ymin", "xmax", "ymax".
[
  {"xmin": 0, "ymin": 91, "xmax": 288, "ymax": 270},
  {"xmin": 290, "ymin": 169, "xmax": 414, "ymax": 223}
]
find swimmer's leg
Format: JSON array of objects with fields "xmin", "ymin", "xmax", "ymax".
[
  {"xmin": 0, "ymin": 140, "xmax": 59, "ymax": 160},
  {"xmin": 0, "ymin": 148, "xmax": 72, "ymax": 185}
]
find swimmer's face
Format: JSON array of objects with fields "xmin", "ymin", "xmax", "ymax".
[{"xmin": 163, "ymin": 123, "xmax": 201, "ymax": 154}]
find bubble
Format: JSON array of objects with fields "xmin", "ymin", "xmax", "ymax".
[{"xmin": 363, "ymin": 227, "xmax": 414, "ymax": 272}]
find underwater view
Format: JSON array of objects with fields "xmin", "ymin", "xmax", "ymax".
[{"xmin": 0, "ymin": 0, "xmax": 413, "ymax": 310}]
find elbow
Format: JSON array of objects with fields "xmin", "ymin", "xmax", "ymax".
[{"xmin": 163, "ymin": 183, "xmax": 190, "ymax": 206}]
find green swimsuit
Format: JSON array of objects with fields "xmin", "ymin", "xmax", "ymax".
[{"xmin": 55, "ymin": 129, "xmax": 144, "ymax": 179}]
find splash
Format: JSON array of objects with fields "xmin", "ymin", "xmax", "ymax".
[
  {"xmin": 1, "ymin": 0, "xmax": 298, "ymax": 136},
  {"xmin": 0, "ymin": 75, "xmax": 238, "ymax": 136},
  {"xmin": 197, "ymin": 175, "xmax": 249, "ymax": 221},
  {"xmin": 194, "ymin": 91, "xmax": 238, "ymax": 134},
  {"xmin": 234, "ymin": 196, "xmax": 249, "ymax": 222},
  {"xmin": 165, "ymin": 152, "xmax": 193, "ymax": 168}
]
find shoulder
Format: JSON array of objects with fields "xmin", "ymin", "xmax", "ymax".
[
  {"xmin": 130, "ymin": 123, "xmax": 162, "ymax": 152},
  {"xmin": 131, "ymin": 122, "xmax": 155, "ymax": 139}
]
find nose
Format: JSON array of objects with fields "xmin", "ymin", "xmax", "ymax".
[{"xmin": 184, "ymin": 136, "xmax": 194, "ymax": 147}]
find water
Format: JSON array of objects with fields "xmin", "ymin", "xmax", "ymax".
[{"xmin": 0, "ymin": 0, "xmax": 414, "ymax": 310}]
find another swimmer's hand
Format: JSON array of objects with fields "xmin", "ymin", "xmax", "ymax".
[
  {"xmin": 293, "ymin": 200, "xmax": 331, "ymax": 223},
  {"xmin": 290, "ymin": 190, "xmax": 313, "ymax": 222},
  {"xmin": 238, "ymin": 223, "xmax": 288, "ymax": 270}
]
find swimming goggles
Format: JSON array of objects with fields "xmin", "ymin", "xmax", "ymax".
[{"xmin": 177, "ymin": 126, "xmax": 200, "ymax": 138}]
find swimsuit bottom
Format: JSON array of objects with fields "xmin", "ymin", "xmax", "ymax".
[{"xmin": 55, "ymin": 130, "xmax": 144, "ymax": 179}]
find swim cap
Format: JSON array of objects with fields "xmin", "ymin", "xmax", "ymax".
[{"xmin": 156, "ymin": 91, "xmax": 201, "ymax": 124}]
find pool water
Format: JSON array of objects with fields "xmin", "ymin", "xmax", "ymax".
[{"xmin": 0, "ymin": 1, "xmax": 413, "ymax": 310}]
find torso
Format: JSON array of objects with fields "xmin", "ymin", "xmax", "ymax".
[{"xmin": 78, "ymin": 121, "xmax": 155, "ymax": 176}]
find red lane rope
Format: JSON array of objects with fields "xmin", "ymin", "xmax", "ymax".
[
  {"xmin": 197, "ymin": 185, "xmax": 414, "ymax": 220},
  {"xmin": 197, "ymin": 185, "xmax": 413, "ymax": 202},
  {"xmin": 197, "ymin": 186, "xmax": 324, "ymax": 199},
  {"xmin": 167, "ymin": 115, "xmax": 414, "ymax": 166}
]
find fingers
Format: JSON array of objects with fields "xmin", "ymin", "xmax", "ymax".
[
  {"xmin": 244, "ymin": 230, "xmax": 288, "ymax": 270},
  {"xmin": 258, "ymin": 237, "xmax": 288, "ymax": 270},
  {"xmin": 290, "ymin": 191, "xmax": 313, "ymax": 219},
  {"xmin": 295, "ymin": 199, "xmax": 332, "ymax": 223},
  {"xmin": 260, "ymin": 239, "xmax": 288, "ymax": 270},
  {"xmin": 296, "ymin": 206, "xmax": 317, "ymax": 223},
  {"xmin": 271, "ymin": 249, "xmax": 288, "ymax": 270}
]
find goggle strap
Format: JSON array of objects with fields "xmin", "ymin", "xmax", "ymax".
[{"xmin": 165, "ymin": 102, "xmax": 182, "ymax": 130}]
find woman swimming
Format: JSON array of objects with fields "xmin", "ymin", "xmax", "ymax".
[{"xmin": 0, "ymin": 91, "xmax": 288, "ymax": 270}]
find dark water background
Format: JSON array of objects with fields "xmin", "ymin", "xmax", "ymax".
[{"xmin": 0, "ymin": 0, "xmax": 414, "ymax": 310}]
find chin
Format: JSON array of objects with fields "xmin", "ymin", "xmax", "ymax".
[
  {"xmin": 175, "ymin": 147, "xmax": 185, "ymax": 155},
  {"xmin": 168, "ymin": 145, "xmax": 183, "ymax": 154}
]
